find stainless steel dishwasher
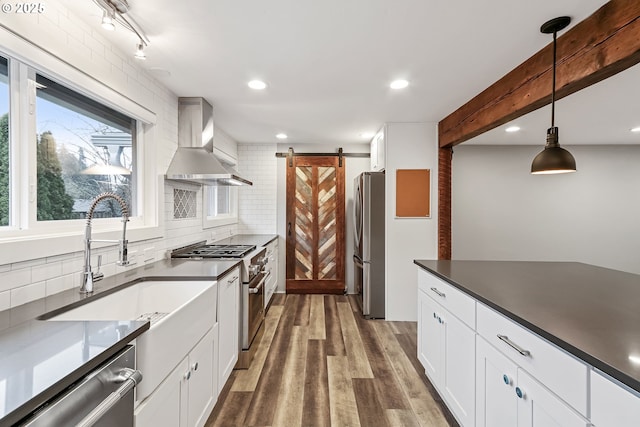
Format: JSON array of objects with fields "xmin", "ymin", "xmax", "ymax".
[{"xmin": 17, "ymin": 346, "xmax": 142, "ymax": 427}]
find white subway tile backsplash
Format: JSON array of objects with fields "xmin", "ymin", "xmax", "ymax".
[
  {"xmin": 0, "ymin": 291, "xmax": 9, "ymax": 311},
  {"xmin": 0, "ymin": 268, "xmax": 32, "ymax": 293},
  {"xmin": 11, "ymin": 282, "xmax": 46, "ymax": 308},
  {"xmin": 46, "ymin": 275, "xmax": 75, "ymax": 296},
  {"xmin": 105, "ymin": 48, "xmax": 124, "ymax": 70},
  {"xmin": 238, "ymin": 143, "xmax": 277, "ymax": 234},
  {"xmin": 61, "ymin": 257, "xmax": 82, "ymax": 276},
  {"xmin": 32, "ymin": 262, "xmax": 63, "ymax": 283}
]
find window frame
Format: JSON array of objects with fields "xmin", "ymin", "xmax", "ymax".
[
  {"xmin": 202, "ymin": 184, "xmax": 238, "ymax": 228},
  {"xmin": 202, "ymin": 150, "xmax": 239, "ymax": 229},
  {"xmin": 0, "ymin": 29, "xmax": 162, "ymax": 265}
]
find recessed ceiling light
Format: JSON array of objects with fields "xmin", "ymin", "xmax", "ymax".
[
  {"xmin": 505, "ymin": 126, "xmax": 521, "ymax": 133},
  {"xmin": 276, "ymin": 133, "xmax": 287, "ymax": 139},
  {"xmin": 360, "ymin": 132, "xmax": 375, "ymax": 139},
  {"xmin": 631, "ymin": 127, "xmax": 640, "ymax": 133},
  {"xmin": 248, "ymin": 80, "xmax": 267, "ymax": 90},
  {"xmin": 390, "ymin": 79, "xmax": 409, "ymax": 89},
  {"xmin": 630, "ymin": 355, "xmax": 640, "ymax": 364}
]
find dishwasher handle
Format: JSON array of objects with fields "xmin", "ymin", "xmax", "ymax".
[{"xmin": 75, "ymin": 368, "xmax": 142, "ymax": 427}]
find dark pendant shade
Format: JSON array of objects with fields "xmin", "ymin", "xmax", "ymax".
[
  {"xmin": 531, "ymin": 127, "xmax": 576, "ymax": 174},
  {"xmin": 531, "ymin": 146, "xmax": 577, "ymax": 174}
]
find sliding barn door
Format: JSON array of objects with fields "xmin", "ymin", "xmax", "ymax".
[{"xmin": 286, "ymin": 156, "xmax": 345, "ymax": 294}]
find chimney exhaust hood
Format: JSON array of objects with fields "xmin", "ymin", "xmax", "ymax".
[{"xmin": 165, "ymin": 97, "xmax": 252, "ymax": 186}]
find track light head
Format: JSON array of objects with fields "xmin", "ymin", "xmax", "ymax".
[{"xmin": 134, "ymin": 42, "xmax": 146, "ymax": 60}]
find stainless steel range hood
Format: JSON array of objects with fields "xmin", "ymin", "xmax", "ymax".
[{"xmin": 165, "ymin": 97, "xmax": 252, "ymax": 186}]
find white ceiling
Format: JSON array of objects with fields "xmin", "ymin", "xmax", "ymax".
[{"xmin": 62, "ymin": 0, "xmax": 609, "ymax": 145}]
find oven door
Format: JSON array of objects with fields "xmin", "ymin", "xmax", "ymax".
[{"xmin": 244, "ymin": 271, "xmax": 269, "ymax": 349}]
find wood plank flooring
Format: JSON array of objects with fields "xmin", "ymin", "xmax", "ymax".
[{"xmin": 205, "ymin": 294, "xmax": 458, "ymax": 427}]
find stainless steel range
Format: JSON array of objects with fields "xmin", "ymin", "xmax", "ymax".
[{"xmin": 171, "ymin": 241, "xmax": 268, "ymax": 368}]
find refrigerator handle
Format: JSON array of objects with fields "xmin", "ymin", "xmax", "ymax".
[{"xmin": 353, "ymin": 255, "xmax": 365, "ymax": 267}]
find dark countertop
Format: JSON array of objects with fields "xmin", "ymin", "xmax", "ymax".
[
  {"xmin": 0, "ymin": 257, "xmax": 240, "ymax": 426},
  {"xmin": 414, "ymin": 260, "xmax": 640, "ymax": 393},
  {"xmin": 215, "ymin": 234, "xmax": 278, "ymax": 247}
]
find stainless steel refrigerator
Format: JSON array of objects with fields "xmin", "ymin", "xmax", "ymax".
[{"xmin": 353, "ymin": 171, "xmax": 385, "ymax": 319}]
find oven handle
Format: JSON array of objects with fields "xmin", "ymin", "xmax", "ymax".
[{"xmin": 249, "ymin": 272, "xmax": 270, "ymax": 294}]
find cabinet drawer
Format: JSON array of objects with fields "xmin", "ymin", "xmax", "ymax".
[
  {"xmin": 477, "ymin": 303, "xmax": 588, "ymax": 416},
  {"xmin": 591, "ymin": 370, "xmax": 640, "ymax": 427},
  {"xmin": 418, "ymin": 269, "xmax": 475, "ymax": 328}
]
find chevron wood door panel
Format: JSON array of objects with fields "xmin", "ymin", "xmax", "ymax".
[{"xmin": 286, "ymin": 156, "xmax": 345, "ymax": 294}]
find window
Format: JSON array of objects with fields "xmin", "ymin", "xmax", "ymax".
[
  {"xmin": 0, "ymin": 30, "xmax": 160, "ymax": 265},
  {"xmin": 207, "ymin": 186, "xmax": 232, "ymax": 217},
  {"xmin": 35, "ymin": 74, "xmax": 136, "ymax": 221},
  {"xmin": 0, "ymin": 56, "xmax": 9, "ymax": 227},
  {"xmin": 203, "ymin": 160, "xmax": 238, "ymax": 228}
]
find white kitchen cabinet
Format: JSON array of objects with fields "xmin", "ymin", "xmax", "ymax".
[
  {"xmin": 477, "ymin": 303, "xmax": 588, "ymax": 416},
  {"xmin": 591, "ymin": 369, "xmax": 640, "ymax": 427},
  {"xmin": 218, "ymin": 266, "xmax": 240, "ymax": 393},
  {"xmin": 188, "ymin": 325, "xmax": 217, "ymax": 427},
  {"xmin": 370, "ymin": 129, "xmax": 385, "ymax": 171},
  {"xmin": 417, "ymin": 286, "xmax": 475, "ymax": 427},
  {"xmin": 516, "ymin": 369, "xmax": 588, "ymax": 427},
  {"xmin": 418, "ymin": 287, "xmax": 442, "ymax": 379},
  {"xmin": 263, "ymin": 239, "xmax": 278, "ymax": 309},
  {"xmin": 476, "ymin": 336, "xmax": 588, "ymax": 427},
  {"xmin": 135, "ymin": 327, "xmax": 216, "ymax": 427},
  {"xmin": 476, "ymin": 336, "xmax": 518, "ymax": 427},
  {"xmin": 135, "ymin": 358, "xmax": 187, "ymax": 427}
]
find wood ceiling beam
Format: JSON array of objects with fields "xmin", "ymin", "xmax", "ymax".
[{"xmin": 438, "ymin": 0, "xmax": 640, "ymax": 148}]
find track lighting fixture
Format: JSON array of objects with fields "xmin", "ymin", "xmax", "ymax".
[
  {"xmin": 93, "ymin": 0, "xmax": 150, "ymax": 59},
  {"xmin": 134, "ymin": 42, "xmax": 146, "ymax": 60},
  {"xmin": 531, "ymin": 16, "xmax": 576, "ymax": 175},
  {"xmin": 101, "ymin": 9, "xmax": 115, "ymax": 31}
]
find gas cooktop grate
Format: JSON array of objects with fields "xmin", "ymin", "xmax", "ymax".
[{"xmin": 172, "ymin": 244, "xmax": 256, "ymax": 259}]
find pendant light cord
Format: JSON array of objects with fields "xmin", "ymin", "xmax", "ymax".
[{"xmin": 551, "ymin": 30, "xmax": 557, "ymax": 128}]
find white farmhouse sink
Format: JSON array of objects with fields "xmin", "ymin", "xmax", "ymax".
[{"xmin": 51, "ymin": 280, "xmax": 217, "ymax": 402}]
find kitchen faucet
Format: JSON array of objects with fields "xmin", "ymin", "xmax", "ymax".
[{"xmin": 80, "ymin": 192, "xmax": 131, "ymax": 294}]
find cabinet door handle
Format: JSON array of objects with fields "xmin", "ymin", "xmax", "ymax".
[
  {"xmin": 288, "ymin": 222, "xmax": 292, "ymax": 237},
  {"xmin": 227, "ymin": 276, "xmax": 239, "ymax": 284},
  {"xmin": 497, "ymin": 334, "xmax": 531, "ymax": 357},
  {"xmin": 184, "ymin": 371, "xmax": 191, "ymax": 380},
  {"xmin": 502, "ymin": 374, "xmax": 511, "ymax": 385},
  {"xmin": 192, "ymin": 362, "xmax": 199, "ymax": 371},
  {"xmin": 515, "ymin": 386, "xmax": 525, "ymax": 399},
  {"xmin": 430, "ymin": 287, "xmax": 446, "ymax": 298}
]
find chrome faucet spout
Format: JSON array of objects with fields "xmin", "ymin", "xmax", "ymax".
[{"xmin": 80, "ymin": 192, "xmax": 130, "ymax": 294}]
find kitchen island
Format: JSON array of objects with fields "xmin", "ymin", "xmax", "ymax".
[
  {"xmin": 415, "ymin": 260, "xmax": 640, "ymax": 427},
  {"xmin": 0, "ymin": 257, "xmax": 240, "ymax": 426}
]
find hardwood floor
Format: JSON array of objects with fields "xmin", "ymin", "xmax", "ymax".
[{"xmin": 205, "ymin": 294, "xmax": 458, "ymax": 427}]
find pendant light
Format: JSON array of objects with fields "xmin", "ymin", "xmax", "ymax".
[{"xmin": 531, "ymin": 16, "xmax": 576, "ymax": 175}]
